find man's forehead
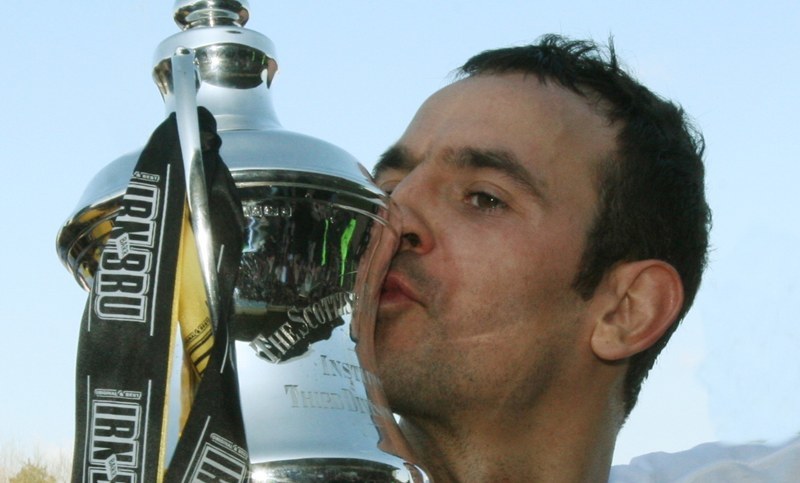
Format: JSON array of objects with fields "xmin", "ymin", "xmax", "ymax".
[{"xmin": 373, "ymin": 73, "xmax": 619, "ymax": 212}]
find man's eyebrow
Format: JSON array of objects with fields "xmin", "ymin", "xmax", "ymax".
[
  {"xmin": 453, "ymin": 148, "xmax": 548, "ymax": 202},
  {"xmin": 373, "ymin": 145, "xmax": 548, "ymax": 203},
  {"xmin": 373, "ymin": 145, "xmax": 415, "ymax": 179}
]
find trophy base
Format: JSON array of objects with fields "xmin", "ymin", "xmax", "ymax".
[{"xmin": 249, "ymin": 457, "xmax": 425, "ymax": 482}]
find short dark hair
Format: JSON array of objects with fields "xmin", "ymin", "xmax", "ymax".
[{"xmin": 459, "ymin": 34, "xmax": 711, "ymax": 416}]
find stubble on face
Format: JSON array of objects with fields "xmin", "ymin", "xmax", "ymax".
[
  {"xmin": 376, "ymin": 250, "xmax": 447, "ymax": 417},
  {"xmin": 376, "ymin": 248, "xmax": 574, "ymax": 423}
]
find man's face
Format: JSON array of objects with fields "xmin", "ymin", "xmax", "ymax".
[{"xmin": 373, "ymin": 74, "xmax": 619, "ymax": 419}]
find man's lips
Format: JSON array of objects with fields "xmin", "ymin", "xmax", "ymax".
[{"xmin": 379, "ymin": 271, "xmax": 422, "ymax": 307}]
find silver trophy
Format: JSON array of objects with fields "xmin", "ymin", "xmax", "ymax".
[{"xmin": 56, "ymin": 1, "xmax": 429, "ymax": 481}]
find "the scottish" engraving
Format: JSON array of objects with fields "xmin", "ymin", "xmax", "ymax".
[{"xmin": 249, "ymin": 292, "xmax": 355, "ymax": 363}]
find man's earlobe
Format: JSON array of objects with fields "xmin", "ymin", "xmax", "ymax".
[{"xmin": 590, "ymin": 260, "xmax": 684, "ymax": 361}]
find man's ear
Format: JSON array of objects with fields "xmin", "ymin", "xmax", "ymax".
[{"xmin": 589, "ymin": 260, "xmax": 684, "ymax": 361}]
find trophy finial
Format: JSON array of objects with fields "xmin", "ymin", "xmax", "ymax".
[
  {"xmin": 174, "ymin": 0, "xmax": 250, "ymax": 29},
  {"xmin": 154, "ymin": 0, "xmax": 278, "ymax": 129}
]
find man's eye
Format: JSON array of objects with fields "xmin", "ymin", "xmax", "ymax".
[{"xmin": 467, "ymin": 191, "xmax": 507, "ymax": 211}]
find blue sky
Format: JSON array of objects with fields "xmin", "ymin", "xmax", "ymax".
[{"xmin": 2, "ymin": 0, "xmax": 799, "ymax": 466}]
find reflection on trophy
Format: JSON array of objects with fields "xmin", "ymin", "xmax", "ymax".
[{"xmin": 56, "ymin": 1, "xmax": 429, "ymax": 481}]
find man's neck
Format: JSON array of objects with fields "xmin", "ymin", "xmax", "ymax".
[{"xmin": 399, "ymin": 398, "xmax": 619, "ymax": 483}]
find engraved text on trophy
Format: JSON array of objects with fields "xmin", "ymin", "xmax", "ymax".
[{"xmin": 249, "ymin": 291, "xmax": 354, "ymax": 363}]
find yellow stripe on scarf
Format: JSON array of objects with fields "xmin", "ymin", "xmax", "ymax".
[{"xmin": 176, "ymin": 203, "xmax": 215, "ymax": 430}]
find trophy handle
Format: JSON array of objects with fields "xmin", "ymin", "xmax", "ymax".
[{"xmin": 171, "ymin": 47, "xmax": 222, "ymax": 329}]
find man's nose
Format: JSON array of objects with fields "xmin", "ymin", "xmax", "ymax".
[{"xmin": 389, "ymin": 175, "xmax": 435, "ymax": 255}]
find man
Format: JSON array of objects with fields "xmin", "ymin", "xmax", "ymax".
[{"xmin": 373, "ymin": 35, "xmax": 710, "ymax": 482}]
